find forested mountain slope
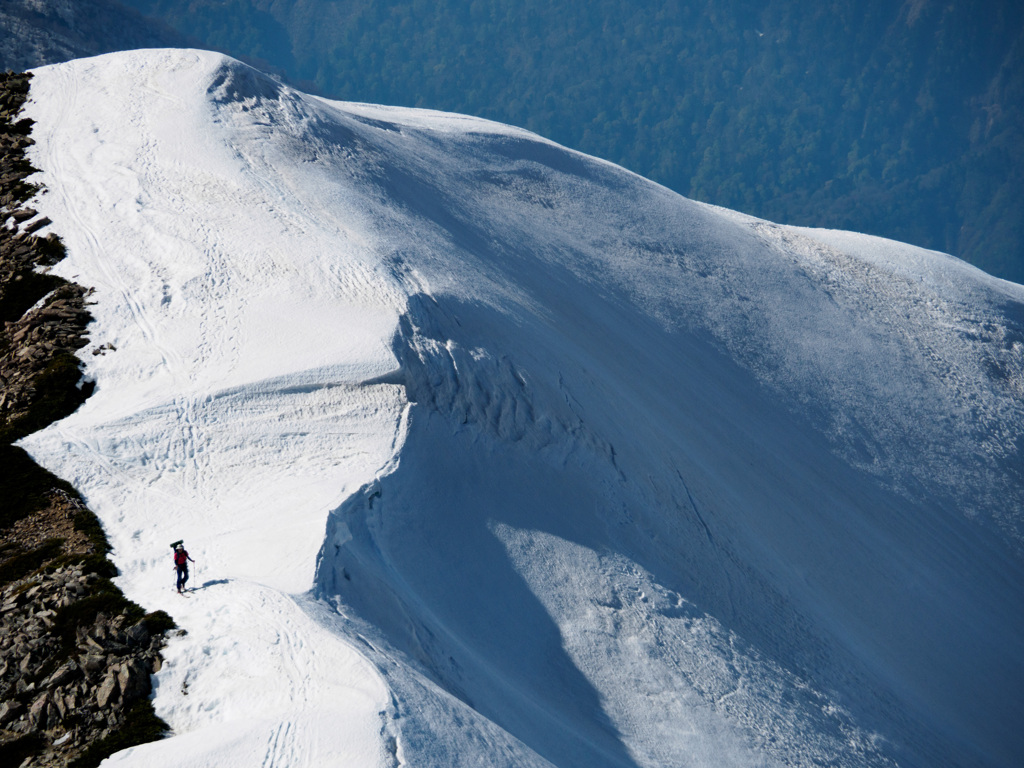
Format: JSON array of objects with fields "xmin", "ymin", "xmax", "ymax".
[
  {"xmin": 0, "ymin": 0, "xmax": 185, "ymax": 72},
  {"xmin": 118, "ymin": 0, "xmax": 1024, "ymax": 283}
]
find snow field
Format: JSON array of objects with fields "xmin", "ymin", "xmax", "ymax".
[
  {"xmin": 16, "ymin": 49, "xmax": 1024, "ymax": 768},
  {"xmin": 105, "ymin": 587, "xmax": 391, "ymax": 768},
  {"xmin": 21, "ymin": 50, "xmax": 407, "ymax": 766}
]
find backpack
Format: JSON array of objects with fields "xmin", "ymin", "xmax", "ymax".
[{"xmin": 174, "ymin": 550, "xmax": 188, "ymax": 567}]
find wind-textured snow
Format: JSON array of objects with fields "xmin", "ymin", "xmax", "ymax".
[{"xmin": 17, "ymin": 50, "xmax": 1024, "ymax": 768}]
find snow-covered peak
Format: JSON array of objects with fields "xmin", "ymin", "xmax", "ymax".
[{"xmin": 19, "ymin": 50, "xmax": 1024, "ymax": 768}]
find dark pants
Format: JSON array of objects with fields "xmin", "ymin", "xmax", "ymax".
[{"xmin": 176, "ymin": 564, "xmax": 189, "ymax": 591}]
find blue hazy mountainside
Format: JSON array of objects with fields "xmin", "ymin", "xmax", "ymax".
[
  {"xmin": 114, "ymin": 0, "xmax": 1024, "ymax": 285},
  {"xmin": 0, "ymin": 0, "xmax": 186, "ymax": 72}
]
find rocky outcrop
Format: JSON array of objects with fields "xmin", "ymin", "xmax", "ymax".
[
  {"xmin": 1, "ymin": 71, "xmax": 95, "ymax": 444},
  {"xmin": 0, "ymin": 279, "xmax": 94, "ymax": 437},
  {"xmin": 1, "ymin": 70, "xmax": 172, "ymax": 768},
  {"xmin": 0, "ymin": 71, "xmax": 38, "ymax": 210},
  {"xmin": 0, "ymin": 562, "xmax": 174, "ymax": 767}
]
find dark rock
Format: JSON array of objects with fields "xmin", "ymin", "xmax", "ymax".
[
  {"xmin": 28, "ymin": 692, "xmax": 49, "ymax": 727},
  {"xmin": 80, "ymin": 653, "xmax": 105, "ymax": 678},
  {"xmin": 53, "ymin": 691, "xmax": 68, "ymax": 721},
  {"xmin": 45, "ymin": 700, "xmax": 61, "ymax": 730},
  {"xmin": 125, "ymin": 620, "xmax": 150, "ymax": 647},
  {"xmin": 0, "ymin": 698, "xmax": 22, "ymax": 724},
  {"xmin": 43, "ymin": 659, "xmax": 78, "ymax": 689},
  {"xmin": 118, "ymin": 658, "xmax": 150, "ymax": 704},
  {"xmin": 95, "ymin": 671, "xmax": 119, "ymax": 709}
]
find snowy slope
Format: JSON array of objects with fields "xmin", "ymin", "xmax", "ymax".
[{"xmin": 17, "ymin": 50, "xmax": 1024, "ymax": 768}]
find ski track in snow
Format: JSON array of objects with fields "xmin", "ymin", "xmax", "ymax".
[{"xmin": 16, "ymin": 50, "xmax": 1024, "ymax": 768}]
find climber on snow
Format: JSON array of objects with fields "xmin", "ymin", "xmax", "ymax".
[{"xmin": 171, "ymin": 540, "xmax": 195, "ymax": 593}]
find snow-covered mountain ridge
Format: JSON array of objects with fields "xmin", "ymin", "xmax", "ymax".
[{"xmin": 16, "ymin": 49, "xmax": 1024, "ymax": 768}]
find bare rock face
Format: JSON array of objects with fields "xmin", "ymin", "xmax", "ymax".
[
  {"xmin": 0, "ymin": 565, "xmax": 174, "ymax": 765},
  {"xmin": 1, "ymin": 73, "xmax": 96, "ymax": 445},
  {"xmin": 1, "ymin": 69, "xmax": 175, "ymax": 768}
]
